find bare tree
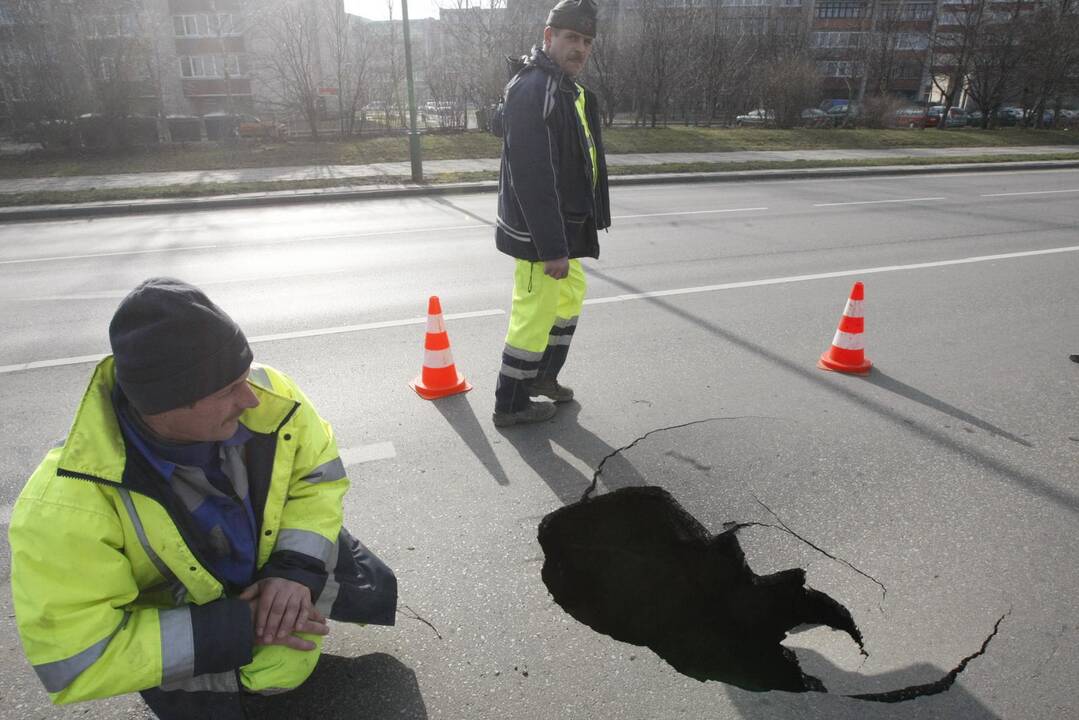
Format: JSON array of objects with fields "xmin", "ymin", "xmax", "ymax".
[
  {"xmin": 964, "ymin": 2, "xmax": 1027, "ymax": 128},
  {"xmin": 1020, "ymin": 0, "xmax": 1079, "ymax": 128},
  {"xmin": 928, "ymin": 0, "xmax": 988, "ymax": 129},
  {"xmin": 324, "ymin": 0, "xmax": 373, "ymax": 135},
  {"xmin": 0, "ymin": 0, "xmax": 85, "ymax": 143},
  {"xmin": 628, "ymin": 0, "xmax": 695, "ymax": 128},
  {"xmin": 250, "ymin": 0, "xmax": 324, "ymax": 139}
]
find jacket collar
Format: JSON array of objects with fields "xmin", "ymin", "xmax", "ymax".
[
  {"xmin": 528, "ymin": 46, "xmax": 577, "ymax": 92},
  {"xmin": 57, "ymin": 357, "xmax": 297, "ymax": 485}
]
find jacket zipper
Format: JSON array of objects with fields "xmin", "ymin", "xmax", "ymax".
[{"xmin": 57, "ymin": 464, "xmax": 232, "ymax": 591}]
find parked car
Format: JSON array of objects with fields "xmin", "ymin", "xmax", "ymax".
[
  {"xmin": 735, "ymin": 109, "xmax": 774, "ymax": 127},
  {"xmin": 13, "ymin": 118, "xmax": 79, "ymax": 147},
  {"xmin": 800, "ymin": 108, "xmax": 829, "ymax": 128},
  {"xmin": 996, "ymin": 106, "xmax": 1024, "ymax": 127},
  {"xmin": 819, "ymin": 99, "xmax": 851, "ymax": 112},
  {"xmin": 895, "ymin": 106, "xmax": 930, "ymax": 128},
  {"xmin": 926, "ymin": 106, "xmax": 967, "ymax": 128},
  {"xmin": 236, "ymin": 114, "xmax": 284, "ymax": 139},
  {"xmin": 826, "ymin": 103, "xmax": 861, "ymax": 127}
]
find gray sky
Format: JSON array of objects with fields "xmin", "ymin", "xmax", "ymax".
[{"xmin": 344, "ymin": 0, "xmax": 443, "ymax": 21}]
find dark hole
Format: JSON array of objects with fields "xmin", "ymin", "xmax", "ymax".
[
  {"xmin": 538, "ymin": 485, "xmax": 1004, "ymax": 703},
  {"xmin": 538, "ymin": 486, "xmax": 863, "ymax": 694}
]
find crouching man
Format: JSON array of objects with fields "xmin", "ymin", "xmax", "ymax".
[{"xmin": 9, "ymin": 277, "xmax": 397, "ymax": 719}]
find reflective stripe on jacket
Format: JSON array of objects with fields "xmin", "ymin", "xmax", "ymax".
[{"xmin": 9, "ymin": 358, "xmax": 359, "ymax": 703}]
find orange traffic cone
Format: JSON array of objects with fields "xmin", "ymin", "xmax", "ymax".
[
  {"xmin": 410, "ymin": 296, "xmax": 472, "ymax": 400},
  {"xmin": 818, "ymin": 281, "xmax": 872, "ymax": 376}
]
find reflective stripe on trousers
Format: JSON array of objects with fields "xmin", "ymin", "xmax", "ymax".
[{"xmin": 496, "ymin": 259, "xmax": 586, "ymax": 412}]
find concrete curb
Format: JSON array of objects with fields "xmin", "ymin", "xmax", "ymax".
[{"xmin": 2, "ymin": 159, "xmax": 1078, "ymax": 223}]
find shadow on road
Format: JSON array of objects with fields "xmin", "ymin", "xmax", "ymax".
[
  {"xmin": 587, "ymin": 268, "xmax": 1079, "ymax": 517},
  {"xmin": 862, "ymin": 368, "xmax": 1031, "ymax": 447},
  {"xmin": 427, "ymin": 195, "xmax": 494, "ymax": 227},
  {"xmin": 728, "ymin": 647, "xmax": 1000, "ymax": 718},
  {"xmin": 244, "ymin": 653, "xmax": 428, "ymax": 720},
  {"xmin": 497, "ymin": 400, "xmax": 648, "ymax": 505},
  {"xmin": 432, "ymin": 393, "xmax": 510, "ymax": 486}
]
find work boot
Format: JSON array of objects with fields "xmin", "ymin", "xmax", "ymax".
[
  {"xmin": 492, "ymin": 401, "xmax": 557, "ymax": 428},
  {"xmin": 530, "ymin": 377, "xmax": 574, "ymax": 403}
]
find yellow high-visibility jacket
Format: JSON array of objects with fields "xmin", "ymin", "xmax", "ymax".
[{"xmin": 9, "ymin": 358, "xmax": 394, "ymax": 704}]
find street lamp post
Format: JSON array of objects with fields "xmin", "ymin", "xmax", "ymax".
[{"xmin": 400, "ymin": 0, "xmax": 423, "ymax": 182}]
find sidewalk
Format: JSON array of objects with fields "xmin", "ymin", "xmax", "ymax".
[{"xmin": 2, "ymin": 145, "xmax": 1077, "ymax": 194}]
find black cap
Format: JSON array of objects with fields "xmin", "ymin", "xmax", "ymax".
[
  {"xmin": 109, "ymin": 277, "xmax": 253, "ymax": 415},
  {"xmin": 546, "ymin": 0, "xmax": 598, "ymax": 38}
]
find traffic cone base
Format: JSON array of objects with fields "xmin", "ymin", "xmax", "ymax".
[
  {"xmin": 817, "ymin": 353, "xmax": 872, "ymax": 375},
  {"xmin": 818, "ymin": 281, "xmax": 872, "ymax": 376},
  {"xmin": 410, "ymin": 372, "xmax": 471, "ymax": 400},
  {"xmin": 411, "ymin": 296, "xmax": 472, "ymax": 400}
]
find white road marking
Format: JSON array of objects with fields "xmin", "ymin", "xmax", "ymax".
[
  {"xmin": 3, "ymin": 245, "xmax": 1078, "ymax": 375},
  {"xmin": 0, "ymin": 352, "xmax": 109, "ymax": 374},
  {"xmin": 981, "ymin": 188, "xmax": 1079, "ymax": 198},
  {"xmin": 0, "ymin": 310, "xmax": 504, "ymax": 374},
  {"xmin": 247, "ymin": 309, "xmax": 504, "ymax": 344},
  {"xmin": 583, "ymin": 244, "xmax": 1079, "ymax": 306},
  {"xmin": 613, "ymin": 207, "xmax": 768, "ymax": 220},
  {"xmin": 813, "ymin": 197, "xmax": 946, "ymax": 208},
  {"xmin": 0, "ymin": 244, "xmax": 219, "ymax": 266},
  {"xmin": 340, "ymin": 442, "xmax": 396, "ymax": 465}
]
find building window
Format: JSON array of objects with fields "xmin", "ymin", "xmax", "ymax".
[
  {"xmin": 180, "ymin": 54, "xmax": 243, "ymax": 78},
  {"xmin": 892, "ymin": 61, "xmax": 923, "ymax": 80},
  {"xmin": 817, "ymin": 60, "xmax": 862, "ymax": 78},
  {"xmin": 721, "ymin": 0, "xmax": 769, "ymax": 6},
  {"xmin": 812, "ymin": 31, "xmax": 865, "ymax": 48},
  {"xmin": 174, "ymin": 13, "xmax": 237, "ymax": 38},
  {"xmin": 816, "ymin": 2, "xmax": 868, "ymax": 19},
  {"xmin": 87, "ymin": 14, "xmax": 138, "ymax": 38},
  {"xmin": 895, "ymin": 32, "xmax": 929, "ymax": 50},
  {"xmin": 882, "ymin": 2, "xmax": 934, "ymax": 21}
]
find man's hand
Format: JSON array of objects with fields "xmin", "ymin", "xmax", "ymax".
[
  {"xmin": 240, "ymin": 578, "xmax": 327, "ymax": 650},
  {"xmin": 543, "ymin": 257, "xmax": 570, "ymax": 279}
]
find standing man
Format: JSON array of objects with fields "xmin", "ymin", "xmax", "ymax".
[
  {"xmin": 9, "ymin": 278, "xmax": 396, "ymax": 719},
  {"xmin": 492, "ymin": 0, "xmax": 611, "ymax": 427}
]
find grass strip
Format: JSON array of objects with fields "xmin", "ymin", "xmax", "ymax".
[
  {"xmin": 2, "ymin": 152, "xmax": 1077, "ymax": 208},
  {"xmin": 2, "ymin": 127, "xmax": 1077, "ymax": 179}
]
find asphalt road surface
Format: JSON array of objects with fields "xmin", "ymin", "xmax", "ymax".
[{"xmin": 1, "ymin": 169, "xmax": 1077, "ymax": 719}]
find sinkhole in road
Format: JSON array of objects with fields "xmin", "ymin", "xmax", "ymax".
[{"xmin": 536, "ymin": 421, "xmax": 1005, "ymax": 702}]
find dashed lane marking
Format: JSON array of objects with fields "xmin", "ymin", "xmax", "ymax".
[
  {"xmin": 0, "ymin": 244, "xmax": 220, "ymax": 266},
  {"xmin": 582, "ymin": 244, "xmax": 1079, "ymax": 306},
  {"xmin": 813, "ymin": 197, "xmax": 946, "ymax": 207},
  {"xmin": 340, "ymin": 442, "xmax": 397, "ymax": 466},
  {"xmin": 613, "ymin": 207, "xmax": 768, "ymax": 219},
  {"xmin": 981, "ymin": 188, "xmax": 1079, "ymax": 198},
  {"xmin": 3, "ymin": 244, "xmax": 1079, "ymax": 375},
  {"xmin": 0, "ymin": 310, "xmax": 503, "ymax": 374}
]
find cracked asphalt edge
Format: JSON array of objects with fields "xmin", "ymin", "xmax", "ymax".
[
  {"xmin": 579, "ymin": 415, "xmax": 788, "ymax": 503},
  {"xmin": 847, "ymin": 611, "xmax": 1010, "ymax": 703},
  {"xmin": 582, "ymin": 416, "xmax": 886, "ymax": 604},
  {"xmin": 581, "ymin": 417, "xmax": 1012, "ymax": 702}
]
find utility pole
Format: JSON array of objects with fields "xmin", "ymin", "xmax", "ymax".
[{"xmin": 400, "ymin": 0, "xmax": 423, "ymax": 182}]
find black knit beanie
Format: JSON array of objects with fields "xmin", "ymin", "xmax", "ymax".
[
  {"xmin": 109, "ymin": 277, "xmax": 253, "ymax": 415},
  {"xmin": 547, "ymin": 0, "xmax": 598, "ymax": 37}
]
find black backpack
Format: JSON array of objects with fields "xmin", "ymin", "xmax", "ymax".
[{"xmin": 486, "ymin": 54, "xmax": 529, "ymax": 138}]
